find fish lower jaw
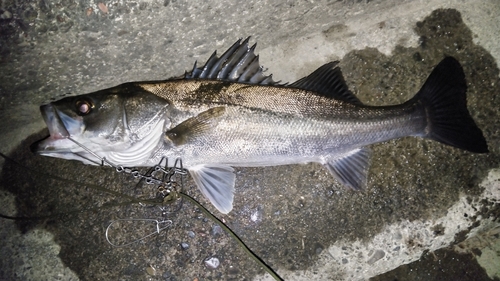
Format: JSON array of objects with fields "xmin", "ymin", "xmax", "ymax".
[
  {"xmin": 47, "ymin": 132, "xmax": 69, "ymax": 140},
  {"xmin": 34, "ymin": 137, "xmax": 75, "ymax": 153}
]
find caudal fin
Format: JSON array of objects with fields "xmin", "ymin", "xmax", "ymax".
[{"xmin": 417, "ymin": 57, "xmax": 488, "ymax": 153}]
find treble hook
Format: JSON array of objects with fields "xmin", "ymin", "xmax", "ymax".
[{"xmin": 105, "ymin": 218, "xmax": 172, "ymax": 247}]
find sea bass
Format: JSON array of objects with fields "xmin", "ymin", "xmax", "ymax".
[{"xmin": 32, "ymin": 38, "xmax": 488, "ymax": 214}]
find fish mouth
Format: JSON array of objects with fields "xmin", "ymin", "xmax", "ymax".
[
  {"xmin": 31, "ymin": 104, "xmax": 81, "ymax": 155},
  {"xmin": 32, "ymin": 104, "xmax": 109, "ymax": 165},
  {"xmin": 41, "ymin": 104, "xmax": 71, "ymax": 140}
]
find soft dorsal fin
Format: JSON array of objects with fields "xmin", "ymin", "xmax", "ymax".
[
  {"xmin": 184, "ymin": 37, "xmax": 279, "ymax": 85},
  {"xmin": 290, "ymin": 62, "xmax": 362, "ymax": 105}
]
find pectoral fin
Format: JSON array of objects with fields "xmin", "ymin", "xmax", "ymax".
[
  {"xmin": 323, "ymin": 148, "xmax": 371, "ymax": 190},
  {"xmin": 189, "ymin": 164, "xmax": 236, "ymax": 214},
  {"xmin": 165, "ymin": 107, "xmax": 225, "ymax": 145}
]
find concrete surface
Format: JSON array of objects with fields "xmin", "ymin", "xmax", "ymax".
[{"xmin": 0, "ymin": 0, "xmax": 499, "ymax": 280}]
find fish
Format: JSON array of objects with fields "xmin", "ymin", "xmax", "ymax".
[{"xmin": 32, "ymin": 38, "xmax": 488, "ymax": 214}]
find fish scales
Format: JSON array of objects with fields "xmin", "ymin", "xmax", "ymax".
[
  {"xmin": 139, "ymin": 79, "xmax": 426, "ymax": 165},
  {"xmin": 33, "ymin": 38, "xmax": 488, "ymax": 214},
  {"xmin": 139, "ymin": 79, "xmax": 420, "ymax": 119}
]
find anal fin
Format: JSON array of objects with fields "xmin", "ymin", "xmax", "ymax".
[
  {"xmin": 323, "ymin": 148, "xmax": 371, "ymax": 190},
  {"xmin": 189, "ymin": 164, "xmax": 236, "ymax": 214}
]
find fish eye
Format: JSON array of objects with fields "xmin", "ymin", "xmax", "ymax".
[{"xmin": 75, "ymin": 99, "xmax": 94, "ymax": 115}]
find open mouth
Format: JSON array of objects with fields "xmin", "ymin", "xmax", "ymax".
[
  {"xmin": 31, "ymin": 104, "xmax": 107, "ymax": 165},
  {"xmin": 31, "ymin": 104, "xmax": 75, "ymax": 154},
  {"xmin": 41, "ymin": 104, "xmax": 71, "ymax": 140}
]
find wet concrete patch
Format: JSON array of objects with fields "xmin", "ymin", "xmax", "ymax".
[
  {"xmin": 0, "ymin": 6, "xmax": 499, "ymax": 281},
  {"xmin": 371, "ymin": 248, "xmax": 497, "ymax": 281}
]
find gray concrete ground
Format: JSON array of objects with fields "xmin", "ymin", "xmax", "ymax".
[{"xmin": 0, "ymin": 0, "xmax": 499, "ymax": 280}]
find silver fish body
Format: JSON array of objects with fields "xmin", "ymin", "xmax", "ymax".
[
  {"xmin": 140, "ymin": 79, "xmax": 425, "ymax": 167},
  {"xmin": 33, "ymin": 38, "xmax": 488, "ymax": 214}
]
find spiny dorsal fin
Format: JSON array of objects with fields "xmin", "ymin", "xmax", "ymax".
[
  {"xmin": 290, "ymin": 62, "xmax": 362, "ymax": 105},
  {"xmin": 184, "ymin": 37, "xmax": 279, "ymax": 85}
]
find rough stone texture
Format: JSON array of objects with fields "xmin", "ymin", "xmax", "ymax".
[{"xmin": 0, "ymin": 1, "xmax": 499, "ymax": 280}]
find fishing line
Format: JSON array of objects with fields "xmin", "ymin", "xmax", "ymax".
[
  {"xmin": 177, "ymin": 191, "xmax": 284, "ymax": 281},
  {"xmin": 0, "ymin": 150, "xmax": 283, "ymax": 281},
  {"xmin": 0, "ymin": 151, "xmax": 164, "ymax": 221},
  {"xmin": 67, "ymin": 137, "xmax": 114, "ymax": 167}
]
